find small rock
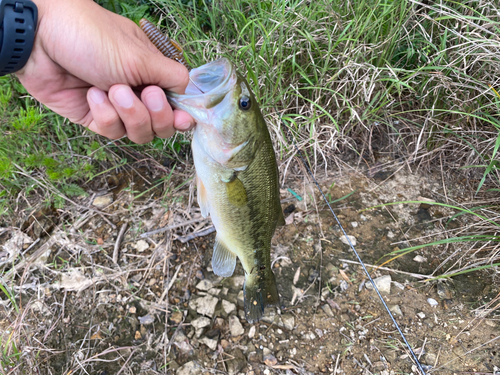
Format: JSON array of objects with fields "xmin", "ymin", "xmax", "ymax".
[
  {"xmin": 413, "ymin": 255, "xmax": 427, "ymax": 263},
  {"xmin": 365, "ymin": 275, "xmax": 392, "ymax": 294},
  {"xmin": 392, "ymin": 281, "xmax": 405, "ymax": 290},
  {"xmin": 388, "ymin": 305, "xmax": 403, "ymax": 317},
  {"xmin": 417, "ymin": 312, "xmax": 426, "ymax": 319},
  {"xmin": 230, "ymin": 275, "xmax": 245, "ymax": 289},
  {"xmin": 191, "ymin": 317, "xmax": 211, "ymax": 330},
  {"xmin": 248, "ymin": 325, "xmax": 256, "ymax": 339},
  {"xmin": 189, "ymin": 295, "xmax": 219, "ymax": 317},
  {"xmin": 427, "ymin": 298, "xmax": 438, "ymax": 307},
  {"xmin": 372, "ymin": 361, "xmax": 386, "ymax": 371},
  {"xmin": 425, "ymin": 353, "xmax": 437, "ymax": 365},
  {"xmin": 208, "ymin": 288, "xmax": 221, "ymax": 296},
  {"xmin": 263, "ymin": 353, "xmax": 277, "ymax": 366},
  {"xmin": 281, "ymin": 314, "xmax": 295, "ymax": 330},
  {"xmin": 222, "ymin": 300, "xmax": 237, "ymax": 316},
  {"xmin": 199, "ymin": 336, "xmax": 218, "ymax": 351},
  {"xmin": 134, "ymin": 240, "xmax": 149, "ymax": 253},
  {"xmin": 170, "ymin": 311, "xmax": 183, "ymax": 324},
  {"xmin": 321, "ymin": 304, "xmax": 334, "ymax": 317},
  {"xmin": 134, "ymin": 330, "xmax": 141, "ymax": 340},
  {"xmin": 221, "ymin": 339, "xmax": 230, "ymax": 349},
  {"xmin": 350, "ymin": 222, "xmax": 358, "ymax": 228},
  {"xmin": 226, "ymin": 349, "xmax": 247, "ymax": 375},
  {"xmin": 339, "ymin": 235, "xmax": 357, "ymax": 246},
  {"xmin": 138, "ymin": 314, "xmax": 154, "ymax": 325},
  {"xmin": 92, "ymin": 193, "xmax": 113, "ymax": 208},
  {"xmin": 196, "ymin": 279, "xmax": 214, "ymax": 291},
  {"xmin": 237, "ymin": 290, "xmax": 244, "ymax": 307},
  {"xmin": 229, "ymin": 315, "xmax": 245, "ymax": 337},
  {"xmin": 129, "ymin": 306, "xmax": 137, "ymax": 314},
  {"xmin": 176, "ymin": 360, "xmax": 202, "ymax": 375}
]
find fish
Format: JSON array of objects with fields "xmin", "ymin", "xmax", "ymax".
[{"xmin": 140, "ymin": 20, "xmax": 285, "ymax": 323}]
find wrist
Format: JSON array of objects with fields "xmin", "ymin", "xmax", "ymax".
[{"xmin": 0, "ymin": 0, "xmax": 38, "ymax": 76}]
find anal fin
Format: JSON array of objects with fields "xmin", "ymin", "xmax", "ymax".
[
  {"xmin": 196, "ymin": 174, "xmax": 209, "ymax": 217},
  {"xmin": 212, "ymin": 237, "xmax": 236, "ymax": 277}
]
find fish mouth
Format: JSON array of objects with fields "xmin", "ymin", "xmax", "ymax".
[{"xmin": 166, "ymin": 58, "xmax": 235, "ymax": 111}]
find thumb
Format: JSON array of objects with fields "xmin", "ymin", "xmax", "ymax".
[{"xmin": 140, "ymin": 49, "xmax": 190, "ymax": 94}]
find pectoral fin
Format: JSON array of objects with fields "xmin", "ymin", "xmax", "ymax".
[
  {"xmin": 212, "ymin": 237, "xmax": 237, "ymax": 277},
  {"xmin": 225, "ymin": 177, "xmax": 247, "ymax": 207},
  {"xmin": 196, "ymin": 174, "xmax": 209, "ymax": 217}
]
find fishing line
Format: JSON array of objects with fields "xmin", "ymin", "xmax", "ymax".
[{"xmin": 276, "ymin": 111, "xmax": 427, "ymax": 375}]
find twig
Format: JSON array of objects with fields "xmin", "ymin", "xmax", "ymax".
[
  {"xmin": 113, "ymin": 223, "xmax": 128, "ymax": 264},
  {"xmin": 140, "ymin": 218, "xmax": 207, "ymax": 237},
  {"xmin": 158, "ymin": 262, "xmax": 185, "ymax": 304},
  {"xmin": 175, "ymin": 226, "xmax": 215, "ymax": 243}
]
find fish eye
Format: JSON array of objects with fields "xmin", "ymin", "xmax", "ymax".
[{"xmin": 239, "ymin": 95, "xmax": 252, "ymax": 111}]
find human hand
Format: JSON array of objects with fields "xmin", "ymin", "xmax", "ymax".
[{"xmin": 15, "ymin": 0, "xmax": 195, "ymax": 144}]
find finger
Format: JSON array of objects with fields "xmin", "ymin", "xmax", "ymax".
[
  {"xmin": 141, "ymin": 86, "xmax": 176, "ymax": 139},
  {"xmin": 173, "ymin": 109, "xmax": 196, "ymax": 132},
  {"xmin": 87, "ymin": 87, "xmax": 126, "ymax": 139},
  {"xmin": 138, "ymin": 48, "xmax": 190, "ymax": 94},
  {"xmin": 108, "ymin": 84, "xmax": 154, "ymax": 144}
]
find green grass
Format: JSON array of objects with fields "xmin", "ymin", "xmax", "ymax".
[{"xmin": 1, "ymin": 0, "xmax": 498, "ymax": 218}]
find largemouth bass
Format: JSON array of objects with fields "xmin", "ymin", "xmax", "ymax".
[{"xmin": 140, "ymin": 20, "xmax": 284, "ymax": 323}]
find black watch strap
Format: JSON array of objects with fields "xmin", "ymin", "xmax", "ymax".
[{"xmin": 0, "ymin": 0, "xmax": 37, "ymax": 76}]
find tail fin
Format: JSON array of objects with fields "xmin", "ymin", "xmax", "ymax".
[{"xmin": 243, "ymin": 270, "xmax": 280, "ymax": 323}]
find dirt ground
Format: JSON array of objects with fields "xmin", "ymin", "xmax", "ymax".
[{"xmin": 1, "ymin": 158, "xmax": 499, "ymax": 375}]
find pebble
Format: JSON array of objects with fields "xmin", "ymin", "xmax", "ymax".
[
  {"xmin": 138, "ymin": 314, "xmax": 154, "ymax": 325},
  {"xmin": 417, "ymin": 312, "xmax": 426, "ymax": 319},
  {"xmin": 413, "ymin": 255, "xmax": 427, "ymax": 263},
  {"xmin": 388, "ymin": 304, "xmax": 403, "ymax": 316},
  {"xmin": 339, "ymin": 234, "xmax": 357, "ymax": 246},
  {"xmin": 134, "ymin": 240, "xmax": 149, "ymax": 253},
  {"xmin": 189, "ymin": 295, "xmax": 219, "ymax": 317},
  {"xmin": 226, "ymin": 349, "xmax": 246, "ymax": 375},
  {"xmin": 230, "ymin": 275, "xmax": 245, "ymax": 288},
  {"xmin": 92, "ymin": 193, "xmax": 113, "ymax": 208},
  {"xmin": 229, "ymin": 315, "xmax": 245, "ymax": 336},
  {"xmin": 191, "ymin": 316, "xmax": 211, "ymax": 330},
  {"xmin": 365, "ymin": 275, "xmax": 392, "ymax": 294},
  {"xmin": 425, "ymin": 352, "xmax": 437, "ymax": 365},
  {"xmin": 196, "ymin": 279, "xmax": 214, "ymax": 291},
  {"xmin": 350, "ymin": 221, "xmax": 358, "ymax": 228},
  {"xmin": 427, "ymin": 298, "xmax": 439, "ymax": 307},
  {"xmin": 208, "ymin": 288, "xmax": 221, "ymax": 296},
  {"xmin": 237, "ymin": 290, "xmax": 244, "ymax": 307},
  {"xmin": 321, "ymin": 304, "xmax": 334, "ymax": 317},
  {"xmin": 248, "ymin": 325, "xmax": 256, "ymax": 339},
  {"xmin": 129, "ymin": 306, "xmax": 136, "ymax": 314},
  {"xmin": 170, "ymin": 311, "xmax": 183, "ymax": 324},
  {"xmin": 281, "ymin": 314, "xmax": 295, "ymax": 330},
  {"xmin": 176, "ymin": 360, "xmax": 202, "ymax": 375},
  {"xmin": 199, "ymin": 336, "xmax": 218, "ymax": 351},
  {"xmin": 222, "ymin": 300, "xmax": 236, "ymax": 315}
]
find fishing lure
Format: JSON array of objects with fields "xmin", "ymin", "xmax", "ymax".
[{"xmin": 139, "ymin": 18, "xmax": 189, "ymax": 69}]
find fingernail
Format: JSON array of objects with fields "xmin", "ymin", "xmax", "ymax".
[
  {"xmin": 114, "ymin": 87, "xmax": 134, "ymax": 108},
  {"xmin": 177, "ymin": 122, "xmax": 193, "ymax": 131},
  {"xmin": 89, "ymin": 88, "xmax": 106, "ymax": 105},
  {"xmin": 144, "ymin": 91, "xmax": 164, "ymax": 112}
]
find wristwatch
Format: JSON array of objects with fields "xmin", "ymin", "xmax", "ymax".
[{"xmin": 0, "ymin": 0, "xmax": 37, "ymax": 76}]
